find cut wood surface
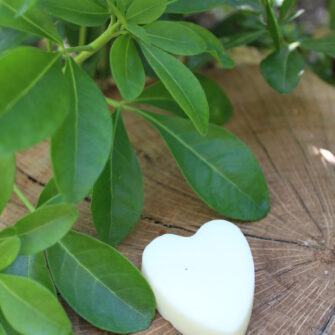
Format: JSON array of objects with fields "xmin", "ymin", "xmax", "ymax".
[{"xmin": 1, "ymin": 66, "xmax": 335, "ymax": 334}]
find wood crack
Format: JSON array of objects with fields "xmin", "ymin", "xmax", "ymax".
[
  {"xmin": 318, "ymin": 306, "xmax": 335, "ymax": 335},
  {"xmin": 141, "ymin": 215, "xmax": 194, "ymax": 233},
  {"xmin": 244, "ymin": 233, "xmax": 321, "ymax": 250},
  {"xmin": 17, "ymin": 167, "xmax": 46, "ymax": 187},
  {"xmin": 287, "ymin": 179, "xmax": 324, "ymax": 237}
]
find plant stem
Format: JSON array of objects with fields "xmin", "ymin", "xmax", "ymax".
[
  {"xmin": 47, "ymin": 40, "xmax": 52, "ymax": 52},
  {"xmin": 105, "ymin": 97, "xmax": 122, "ymax": 108},
  {"xmin": 78, "ymin": 26, "xmax": 87, "ymax": 46},
  {"xmin": 108, "ymin": 4, "xmax": 127, "ymax": 27},
  {"xmin": 13, "ymin": 185, "xmax": 35, "ymax": 213},
  {"xmin": 106, "ymin": 98, "xmax": 145, "ymax": 118},
  {"xmin": 74, "ymin": 21, "xmax": 121, "ymax": 65}
]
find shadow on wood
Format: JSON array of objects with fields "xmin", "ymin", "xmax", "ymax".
[{"xmin": 1, "ymin": 66, "xmax": 335, "ymax": 334}]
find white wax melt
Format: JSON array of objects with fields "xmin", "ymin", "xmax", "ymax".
[{"xmin": 142, "ymin": 220, "xmax": 254, "ymax": 335}]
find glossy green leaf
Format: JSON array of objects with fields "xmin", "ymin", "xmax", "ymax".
[
  {"xmin": 279, "ymin": 0, "xmax": 298, "ymax": 20},
  {"xmin": 51, "ymin": 58, "xmax": 113, "ymax": 203},
  {"xmin": 300, "ymin": 35, "xmax": 335, "ymax": 58},
  {"xmin": 126, "ymin": 22, "xmax": 151, "ymax": 44},
  {"xmin": 0, "ymin": 204, "xmax": 78, "ymax": 255},
  {"xmin": 260, "ymin": 46, "xmax": 305, "ymax": 94},
  {"xmin": 181, "ymin": 22, "xmax": 234, "ymax": 69},
  {"xmin": 0, "ymin": 47, "xmax": 70, "ymax": 156},
  {"xmin": 47, "ymin": 230, "xmax": 156, "ymax": 333},
  {"xmin": 4, "ymin": 252, "xmax": 56, "ymax": 295},
  {"xmin": 166, "ymin": 0, "xmax": 224, "ymax": 13},
  {"xmin": 126, "ymin": 0, "xmax": 167, "ymax": 24},
  {"xmin": 265, "ymin": 0, "xmax": 281, "ymax": 50},
  {"xmin": 110, "ymin": 35, "xmax": 145, "ymax": 101},
  {"xmin": 36, "ymin": 178, "xmax": 63, "ymax": 208},
  {"xmin": 0, "ymin": 274, "xmax": 71, "ymax": 335},
  {"xmin": 140, "ymin": 42, "xmax": 209, "ymax": 135},
  {"xmin": 0, "ymin": 155, "xmax": 15, "ymax": 214},
  {"xmin": 135, "ymin": 74, "xmax": 233, "ymax": 125},
  {"xmin": 92, "ymin": 110, "xmax": 143, "ymax": 246},
  {"xmin": 0, "ymin": 238, "xmax": 20, "ymax": 271},
  {"xmin": 38, "ymin": 0, "xmax": 109, "ymax": 26},
  {"xmin": 0, "ymin": 0, "xmax": 62, "ymax": 43},
  {"xmin": 136, "ymin": 110, "xmax": 269, "ymax": 221},
  {"xmin": 143, "ymin": 21, "xmax": 206, "ymax": 56}
]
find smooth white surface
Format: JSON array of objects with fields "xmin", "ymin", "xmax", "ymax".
[{"xmin": 142, "ymin": 220, "xmax": 254, "ymax": 335}]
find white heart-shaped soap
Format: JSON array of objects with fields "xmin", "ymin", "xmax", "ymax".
[{"xmin": 142, "ymin": 220, "xmax": 254, "ymax": 335}]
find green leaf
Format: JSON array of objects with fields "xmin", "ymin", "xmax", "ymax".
[
  {"xmin": 111, "ymin": 0, "xmax": 132, "ymax": 13},
  {"xmin": 330, "ymin": 0, "xmax": 335, "ymax": 30},
  {"xmin": 16, "ymin": 0, "xmax": 37, "ymax": 16},
  {"xmin": 126, "ymin": 22, "xmax": 151, "ymax": 44},
  {"xmin": 265, "ymin": 0, "xmax": 281, "ymax": 50},
  {"xmin": 187, "ymin": 53, "xmax": 212, "ymax": 71},
  {"xmin": 279, "ymin": 0, "xmax": 298, "ymax": 20},
  {"xmin": 166, "ymin": 0, "xmax": 224, "ymax": 13},
  {"xmin": 36, "ymin": 178, "xmax": 63, "ymax": 208},
  {"xmin": 0, "ymin": 238, "xmax": 20, "ymax": 271},
  {"xmin": 51, "ymin": 58, "xmax": 113, "ymax": 203},
  {"xmin": 167, "ymin": 0, "xmax": 263, "ymax": 13},
  {"xmin": 134, "ymin": 81, "xmax": 183, "ymax": 115},
  {"xmin": 126, "ymin": 0, "xmax": 167, "ymax": 24},
  {"xmin": 91, "ymin": 110, "xmax": 143, "ymax": 246},
  {"xmin": 223, "ymin": 30, "xmax": 266, "ymax": 50},
  {"xmin": 0, "ymin": 274, "xmax": 71, "ymax": 335},
  {"xmin": 0, "ymin": 311, "xmax": 21, "ymax": 335},
  {"xmin": 0, "ymin": 29, "xmax": 27, "ymax": 54},
  {"xmin": 110, "ymin": 35, "xmax": 145, "ymax": 101},
  {"xmin": 4, "ymin": 252, "xmax": 56, "ymax": 295},
  {"xmin": 135, "ymin": 110, "xmax": 269, "ymax": 221},
  {"xmin": 0, "ymin": 155, "xmax": 15, "ymax": 214},
  {"xmin": 300, "ymin": 35, "xmax": 335, "ymax": 58},
  {"xmin": 47, "ymin": 230, "xmax": 156, "ymax": 333},
  {"xmin": 135, "ymin": 74, "xmax": 233, "ymax": 125},
  {"xmin": 197, "ymin": 74, "xmax": 233, "ymax": 125},
  {"xmin": 0, "ymin": 204, "xmax": 78, "ymax": 255},
  {"xmin": 0, "ymin": 47, "xmax": 71, "ymax": 156},
  {"xmin": 225, "ymin": 0, "xmax": 263, "ymax": 11},
  {"xmin": 181, "ymin": 22, "xmax": 234, "ymax": 69},
  {"xmin": 260, "ymin": 46, "xmax": 305, "ymax": 94},
  {"xmin": 0, "ymin": 0, "xmax": 62, "ymax": 43},
  {"xmin": 143, "ymin": 21, "xmax": 206, "ymax": 56},
  {"xmin": 38, "ymin": 0, "xmax": 109, "ymax": 27},
  {"xmin": 140, "ymin": 42, "xmax": 209, "ymax": 135}
]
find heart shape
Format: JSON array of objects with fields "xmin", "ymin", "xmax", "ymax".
[{"xmin": 142, "ymin": 220, "xmax": 254, "ymax": 335}]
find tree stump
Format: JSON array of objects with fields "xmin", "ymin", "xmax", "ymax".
[{"xmin": 1, "ymin": 66, "xmax": 335, "ymax": 334}]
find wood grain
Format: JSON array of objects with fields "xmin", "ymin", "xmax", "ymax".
[{"xmin": 1, "ymin": 66, "xmax": 335, "ymax": 334}]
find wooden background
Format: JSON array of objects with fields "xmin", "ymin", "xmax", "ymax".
[{"xmin": 1, "ymin": 66, "xmax": 335, "ymax": 334}]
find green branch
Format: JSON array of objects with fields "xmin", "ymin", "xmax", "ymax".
[
  {"xmin": 105, "ymin": 97, "xmax": 122, "ymax": 108},
  {"xmin": 78, "ymin": 26, "xmax": 87, "ymax": 46},
  {"xmin": 13, "ymin": 185, "xmax": 35, "ymax": 213},
  {"xmin": 74, "ymin": 21, "xmax": 121, "ymax": 65}
]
